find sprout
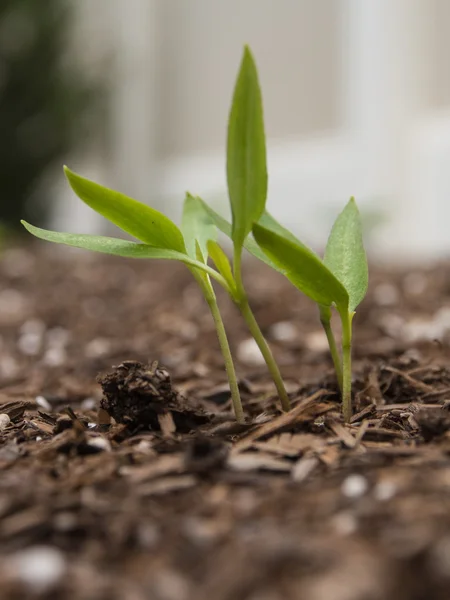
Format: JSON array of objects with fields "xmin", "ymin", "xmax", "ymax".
[
  {"xmin": 21, "ymin": 46, "xmax": 291, "ymax": 421},
  {"xmin": 253, "ymin": 199, "xmax": 368, "ymax": 422},
  {"xmin": 22, "ymin": 44, "xmax": 368, "ymax": 423}
]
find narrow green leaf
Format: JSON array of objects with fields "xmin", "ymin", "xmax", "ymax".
[
  {"xmin": 64, "ymin": 166, "xmax": 186, "ymax": 252},
  {"xmin": 21, "ymin": 221, "xmax": 220, "ymax": 281},
  {"xmin": 197, "ymin": 199, "xmax": 283, "ymax": 272},
  {"xmin": 258, "ymin": 212, "xmax": 309, "ymax": 251},
  {"xmin": 253, "ymin": 223, "xmax": 349, "ymax": 308},
  {"xmin": 324, "ymin": 198, "xmax": 368, "ymax": 312},
  {"xmin": 182, "ymin": 193, "xmax": 216, "ymax": 261},
  {"xmin": 227, "ymin": 46, "xmax": 267, "ymax": 248},
  {"xmin": 207, "ymin": 241, "xmax": 235, "ymax": 290}
]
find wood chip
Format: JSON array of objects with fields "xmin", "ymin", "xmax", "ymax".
[
  {"xmin": 227, "ymin": 452, "xmax": 292, "ymax": 473},
  {"xmin": 231, "ymin": 390, "xmax": 328, "ymax": 455}
]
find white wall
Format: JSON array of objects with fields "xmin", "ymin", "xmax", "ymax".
[{"xmin": 54, "ymin": 0, "xmax": 450, "ymax": 260}]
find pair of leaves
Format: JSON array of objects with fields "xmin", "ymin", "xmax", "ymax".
[
  {"xmin": 226, "ymin": 47, "xmax": 367, "ymax": 313},
  {"xmin": 22, "ymin": 169, "xmax": 227, "ymax": 287},
  {"xmin": 253, "ymin": 199, "xmax": 368, "ymax": 312}
]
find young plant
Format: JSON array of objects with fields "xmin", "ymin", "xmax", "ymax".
[
  {"xmin": 212, "ymin": 45, "xmax": 291, "ymax": 411},
  {"xmin": 252, "ymin": 199, "xmax": 368, "ymax": 422},
  {"xmin": 22, "ymin": 168, "xmax": 245, "ymax": 422},
  {"xmin": 20, "ymin": 45, "xmax": 291, "ymax": 419}
]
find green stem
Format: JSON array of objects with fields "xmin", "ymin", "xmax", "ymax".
[
  {"xmin": 319, "ymin": 305, "xmax": 343, "ymax": 392},
  {"xmin": 232, "ymin": 247, "xmax": 290, "ymax": 411},
  {"xmin": 199, "ymin": 279, "xmax": 244, "ymax": 423},
  {"xmin": 238, "ymin": 299, "xmax": 291, "ymax": 411},
  {"xmin": 339, "ymin": 309, "xmax": 354, "ymax": 423}
]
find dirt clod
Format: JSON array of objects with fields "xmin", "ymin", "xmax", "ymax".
[{"xmin": 98, "ymin": 360, "xmax": 210, "ymax": 430}]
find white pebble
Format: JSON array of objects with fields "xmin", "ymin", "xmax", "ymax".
[
  {"xmin": 85, "ymin": 337, "xmax": 112, "ymax": 359},
  {"xmin": 0, "ymin": 413, "xmax": 10, "ymax": 430},
  {"xmin": 341, "ymin": 474, "xmax": 369, "ymax": 499},
  {"xmin": 373, "ymin": 480, "xmax": 397, "ymax": 501},
  {"xmin": 81, "ymin": 397, "xmax": 97, "ymax": 411},
  {"xmin": 46, "ymin": 327, "xmax": 70, "ymax": 347},
  {"xmin": 0, "ymin": 289, "xmax": 28, "ymax": 323},
  {"xmin": 332, "ymin": 511, "xmax": 358, "ymax": 536},
  {"xmin": 379, "ymin": 314, "xmax": 405, "ymax": 337},
  {"xmin": 304, "ymin": 330, "xmax": 329, "ymax": 353},
  {"xmin": 20, "ymin": 319, "xmax": 46, "ymax": 336},
  {"xmin": 43, "ymin": 347, "xmax": 67, "ymax": 366},
  {"xmin": 373, "ymin": 282, "xmax": 399, "ymax": 306},
  {"xmin": 35, "ymin": 396, "xmax": 52, "ymax": 411},
  {"xmin": 8, "ymin": 546, "xmax": 66, "ymax": 592},
  {"xmin": 269, "ymin": 321, "xmax": 297, "ymax": 342},
  {"xmin": 18, "ymin": 332, "xmax": 42, "ymax": 356},
  {"xmin": 237, "ymin": 338, "xmax": 265, "ymax": 366},
  {"xmin": 403, "ymin": 272, "xmax": 427, "ymax": 296},
  {"xmin": 0, "ymin": 355, "xmax": 20, "ymax": 378},
  {"xmin": 87, "ymin": 436, "xmax": 111, "ymax": 452}
]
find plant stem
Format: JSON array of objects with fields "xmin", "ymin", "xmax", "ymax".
[
  {"xmin": 319, "ymin": 305, "xmax": 343, "ymax": 392},
  {"xmin": 339, "ymin": 309, "xmax": 354, "ymax": 423},
  {"xmin": 232, "ymin": 248, "xmax": 290, "ymax": 411},
  {"xmin": 238, "ymin": 297, "xmax": 291, "ymax": 411},
  {"xmin": 199, "ymin": 279, "xmax": 244, "ymax": 423}
]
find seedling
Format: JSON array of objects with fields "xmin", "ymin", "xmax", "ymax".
[
  {"xmin": 22, "ymin": 169, "xmax": 246, "ymax": 421},
  {"xmin": 21, "ymin": 46, "xmax": 291, "ymax": 420},
  {"xmin": 252, "ymin": 199, "xmax": 368, "ymax": 422}
]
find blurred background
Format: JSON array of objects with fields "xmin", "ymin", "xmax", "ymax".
[{"xmin": 2, "ymin": 0, "xmax": 450, "ymax": 260}]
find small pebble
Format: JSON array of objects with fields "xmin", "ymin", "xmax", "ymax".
[
  {"xmin": 341, "ymin": 474, "xmax": 369, "ymax": 499},
  {"xmin": 87, "ymin": 436, "xmax": 111, "ymax": 452},
  {"xmin": 373, "ymin": 480, "xmax": 397, "ymax": 501},
  {"xmin": 269, "ymin": 321, "xmax": 297, "ymax": 342},
  {"xmin": 8, "ymin": 546, "xmax": 66, "ymax": 592},
  {"xmin": 237, "ymin": 338, "xmax": 265, "ymax": 366},
  {"xmin": 403, "ymin": 272, "xmax": 427, "ymax": 295},
  {"xmin": 332, "ymin": 511, "xmax": 358, "ymax": 536},
  {"xmin": 85, "ymin": 337, "xmax": 112, "ymax": 359},
  {"xmin": 81, "ymin": 397, "xmax": 97, "ymax": 411},
  {"xmin": 0, "ymin": 289, "xmax": 28, "ymax": 324},
  {"xmin": 46, "ymin": 327, "xmax": 70, "ymax": 348},
  {"xmin": 0, "ymin": 413, "xmax": 11, "ymax": 430},
  {"xmin": 20, "ymin": 319, "xmax": 46, "ymax": 336},
  {"xmin": 373, "ymin": 282, "xmax": 399, "ymax": 306},
  {"xmin": 18, "ymin": 332, "xmax": 42, "ymax": 356},
  {"xmin": 0, "ymin": 355, "xmax": 19, "ymax": 378},
  {"xmin": 43, "ymin": 347, "xmax": 67, "ymax": 366},
  {"xmin": 35, "ymin": 395, "xmax": 52, "ymax": 411},
  {"xmin": 304, "ymin": 330, "xmax": 329, "ymax": 353},
  {"xmin": 379, "ymin": 314, "xmax": 405, "ymax": 337}
]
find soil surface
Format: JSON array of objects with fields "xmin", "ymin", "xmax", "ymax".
[{"xmin": 2, "ymin": 244, "xmax": 450, "ymax": 599}]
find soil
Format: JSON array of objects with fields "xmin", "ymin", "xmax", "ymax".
[{"xmin": 2, "ymin": 244, "xmax": 450, "ymax": 599}]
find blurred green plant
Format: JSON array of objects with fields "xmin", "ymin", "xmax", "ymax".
[{"xmin": 0, "ymin": 0, "xmax": 97, "ymax": 230}]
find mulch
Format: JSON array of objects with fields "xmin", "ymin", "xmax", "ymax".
[{"xmin": 2, "ymin": 243, "xmax": 450, "ymax": 599}]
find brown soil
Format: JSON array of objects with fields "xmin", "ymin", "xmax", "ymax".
[{"xmin": 2, "ymin": 244, "xmax": 450, "ymax": 599}]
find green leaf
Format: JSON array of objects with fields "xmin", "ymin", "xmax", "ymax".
[
  {"xmin": 253, "ymin": 222, "xmax": 349, "ymax": 308},
  {"xmin": 324, "ymin": 198, "xmax": 368, "ymax": 312},
  {"xmin": 182, "ymin": 193, "xmax": 216, "ymax": 261},
  {"xmin": 258, "ymin": 212, "xmax": 309, "ymax": 251},
  {"xmin": 227, "ymin": 46, "xmax": 267, "ymax": 248},
  {"xmin": 64, "ymin": 166, "xmax": 186, "ymax": 252},
  {"xmin": 21, "ymin": 221, "xmax": 219, "ymax": 280},
  {"xmin": 207, "ymin": 241, "xmax": 235, "ymax": 291},
  {"xmin": 197, "ymin": 199, "xmax": 283, "ymax": 272}
]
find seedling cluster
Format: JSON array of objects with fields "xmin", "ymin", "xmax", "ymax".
[{"xmin": 22, "ymin": 46, "xmax": 368, "ymax": 423}]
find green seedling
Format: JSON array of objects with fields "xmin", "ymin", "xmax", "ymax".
[
  {"xmin": 213, "ymin": 45, "xmax": 290, "ymax": 411},
  {"xmin": 253, "ymin": 199, "xmax": 368, "ymax": 422},
  {"xmin": 21, "ymin": 45, "xmax": 291, "ymax": 419},
  {"xmin": 22, "ymin": 169, "xmax": 245, "ymax": 422}
]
